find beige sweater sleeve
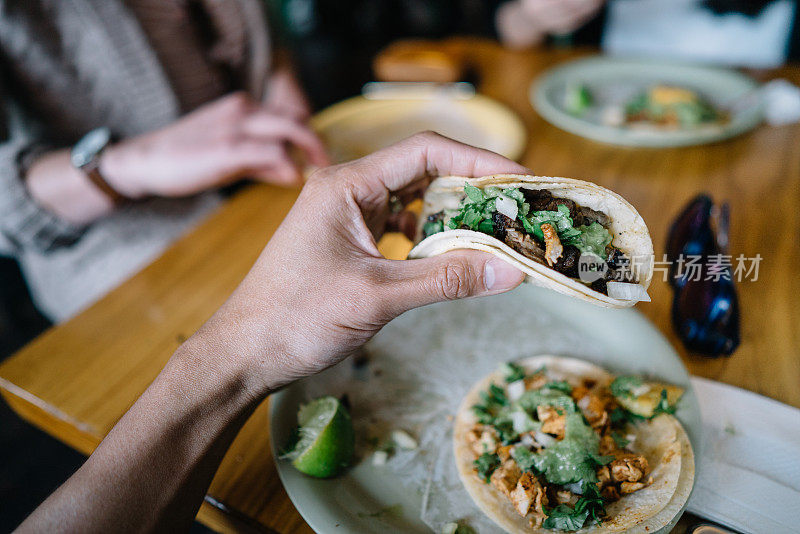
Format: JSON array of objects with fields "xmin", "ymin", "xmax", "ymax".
[{"xmin": 0, "ymin": 84, "xmax": 84, "ymax": 257}]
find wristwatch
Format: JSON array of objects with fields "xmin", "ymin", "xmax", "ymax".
[{"xmin": 71, "ymin": 127, "xmax": 125, "ymax": 203}]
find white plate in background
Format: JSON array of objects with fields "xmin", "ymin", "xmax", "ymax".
[{"xmin": 532, "ymin": 56, "xmax": 763, "ymax": 147}]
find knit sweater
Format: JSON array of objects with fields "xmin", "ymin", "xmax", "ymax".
[{"xmin": 0, "ymin": 0, "xmax": 270, "ymax": 321}]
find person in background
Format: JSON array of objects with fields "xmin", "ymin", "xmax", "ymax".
[
  {"xmin": 15, "ymin": 133, "xmax": 527, "ymax": 533},
  {"xmin": 270, "ymin": 0, "xmax": 504, "ymax": 108},
  {"xmin": 0, "ymin": 0, "xmax": 329, "ymax": 323},
  {"xmin": 496, "ymin": 0, "xmax": 800, "ymax": 68}
]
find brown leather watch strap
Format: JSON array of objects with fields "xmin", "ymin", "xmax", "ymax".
[{"xmin": 83, "ymin": 159, "xmax": 126, "ymax": 204}]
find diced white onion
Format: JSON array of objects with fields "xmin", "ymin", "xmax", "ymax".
[
  {"xmin": 372, "ymin": 450, "xmax": 389, "ymax": 466},
  {"xmin": 495, "ymin": 195, "xmax": 518, "ymax": 221},
  {"xmin": 631, "ymin": 384, "xmax": 651, "ymax": 397},
  {"xmin": 520, "ymin": 434, "xmax": 537, "ymax": 447},
  {"xmin": 625, "ymin": 434, "xmax": 637, "ymax": 449},
  {"xmin": 607, "ymin": 282, "xmax": 651, "ymax": 302},
  {"xmin": 511, "ymin": 410, "xmax": 530, "ymax": 433},
  {"xmin": 441, "ymin": 522, "xmax": 459, "ymax": 534},
  {"xmin": 507, "ymin": 380, "xmax": 525, "ymax": 401},
  {"xmin": 534, "ymin": 430, "xmax": 557, "ymax": 448},
  {"xmin": 565, "ymin": 482, "xmax": 584, "ymax": 495},
  {"xmin": 546, "ymin": 371, "xmax": 566, "ymax": 382},
  {"xmin": 391, "ymin": 429, "xmax": 418, "ymax": 450},
  {"xmin": 601, "ymin": 105, "xmax": 625, "ymax": 127}
]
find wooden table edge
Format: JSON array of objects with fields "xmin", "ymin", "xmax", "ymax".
[{"xmin": 0, "ymin": 385, "xmax": 279, "ymax": 534}]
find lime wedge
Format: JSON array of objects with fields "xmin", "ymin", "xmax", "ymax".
[{"xmin": 280, "ymin": 396, "xmax": 355, "ymax": 478}]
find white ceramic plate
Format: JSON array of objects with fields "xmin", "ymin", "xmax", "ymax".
[
  {"xmin": 270, "ymin": 284, "xmax": 701, "ymax": 533},
  {"xmin": 532, "ymin": 56, "xmax": 763, "ymax": 147},
  {"xmin": 311, "ymin": 93, "xmax": 527, "ymax": 164}
]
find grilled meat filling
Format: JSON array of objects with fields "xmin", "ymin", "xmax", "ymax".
[
  {"xmin": 523, "ymin": 189, "xmax": 610, "ymax": 227},
  {"xmin": 468, "ymin": 368, "xmax": 679, "ymax": 530},
  {"xmin": 424, "ymin": 188, "xmax": 639, "ymax": 296}
]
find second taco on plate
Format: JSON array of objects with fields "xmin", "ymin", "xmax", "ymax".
[{"xmin": 454, "ymin": 356, "xmax": 694, "ymax": 533}]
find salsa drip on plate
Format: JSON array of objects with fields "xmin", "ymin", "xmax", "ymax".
[{"xmin": 467, "ymin": 363, "xmax": 683, "ymax": 531}]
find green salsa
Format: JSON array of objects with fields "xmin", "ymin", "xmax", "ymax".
[{"xmin": 532, "ymin": 414, "xmax": 602, "ymax": 485}]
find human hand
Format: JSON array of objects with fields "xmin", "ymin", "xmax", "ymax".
[
  {"xmin": 264, "ymin": 67, "xmax": 313, "ymax": 122},
  {"xmin": 101, "ymin": 92, "xmax": 330, "ymax": 197},
  {"xmin": 496, "ymin": 0, "xmax": 605, "ymax": 49},
  {"xmin": 17, "ymin": 134, "xmax": 528, "ymax": 532},
  {"xmin": 192, "ymin": 132, "xmax": 528, "ymax": 399}
]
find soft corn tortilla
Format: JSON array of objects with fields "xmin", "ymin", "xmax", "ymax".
[
  {"xmin": 408, "ymin": 175, "xmax": 654, "ymax": 308},
  {"xmin": 453, "ymin": 356, "xmax": 694, "ymax": 533}
]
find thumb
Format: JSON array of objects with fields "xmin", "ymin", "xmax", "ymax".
[{"xmin": 378, "ymin": 250, "xmax": 525, "ymax": 317}]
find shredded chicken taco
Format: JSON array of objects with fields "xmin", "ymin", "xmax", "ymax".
[
  {"xmin": 454, "ymin": 356, "xmax": 694, "ymax": 533},
  {"xmin": 408, "ymin": 175, "xmax": 654, "ymax": 307}
]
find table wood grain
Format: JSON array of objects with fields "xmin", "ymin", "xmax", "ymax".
[{"xmin": 2, "ymin": 40, "xmax": 799, "ymax": 533}]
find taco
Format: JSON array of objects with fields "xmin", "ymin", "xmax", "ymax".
[
  {"xmin": 408, "ymin": 175, "xmax": 654, "ymax": 307},
  {"xmin": 624, "ymin": 85, "xmax": 725, "ymax": 129},
  {"xmin": 454, "ymin": 356, "xmax": 694, "ymax": 533}
]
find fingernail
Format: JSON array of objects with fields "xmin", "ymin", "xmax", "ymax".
[{"xmin": 484, "ymin": 258, "xmax": 524, "ymax": 291}]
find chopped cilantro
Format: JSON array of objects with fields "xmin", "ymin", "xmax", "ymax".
[
  {"xmin": 520, "ymin": 215, "xmax": 538, "ymax": 235},
  {"xmin": 442, "ymin": 185, "xmax": 615, "ymax": 266},
  {"xmin": 609, "ymin": 376, "xmax": 643, "ymax": 399},
  {"xmin": 543, "ymin": 504, "xmax": 590, "ymax": 531},
  {"xmin": 528, "ymin": 205, "xmax": 578, "ymax": 242},
  {"xmin": 610, "ymin": 407, "xmax": 645, "ymax": 426},
  {"xmin": 543, "ymin": 380, "xmax": 572, "ymax": 395},
  {"xmin": 589, "ymin": 452, "xmax": 614, "ymax": 466},
  {"xmin": 473, "ymin": 452, "xmax": 500, "ymax": 483},
  {"xmin": 483, "ymin": 384, "xmax": 508, "ymax": 407},
  {"xmin": 518, "ymin": 389, "xmax": 577, "ymax": 415},
  {"xmin": 423, "ymin": 219, "xmax": 444, "ymax": 237},
  {"xmin": 446, "ymin": 184, "xmax": 498, "ymax": 232},
  {"xmin": 445, "ymin": 185, "xmax": 530, "ymax": 236},
  {"xmin": 493, "ymin": 418, "xmax": 517, "ymax": 445},
  {"xmin": 610, "ymin": 431, "xmax": 630, "ymax": 448},
  {"xmin": 565, "ymin": 83, "xmax": 593, "ymax": 116},
  {"xmin": 543, "ymin": 482, "xmax": 605, "ymax": 531},
  {"xmin": 653, "ymin": 389, "xmax": 677, "ymax": 416},
  {"xmin": 476, "ymin": 218, "xmax": 494, "ymax": 233},
  {"xmin": 472, "ymin": 384, "xmax": 509, "ymax": 424},
  {"xmin": 502, "ymin": 187, "xmax": 527, "ymax": 208},
  {"xmin": 471, "ymin": 404, "xmax": 495, "ymax": 425},
  {"xmin": 464, "ymin": 184, "xmax": 486, "ymax": 202},
  {"xmin": 524, "ymin": 205, "xmax": 612, "ymax": 259},
  {"xmin": 502, "ymin": 362, "xmax": 526, "ymax": 383},
  {"xmin": 625, "ymin": 92, "xmax": 649, "ymax": 116}
]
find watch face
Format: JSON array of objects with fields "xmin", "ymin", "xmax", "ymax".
[{"xmin": 71, "ymin": 127, "xmax": 111, "ymax": 168}]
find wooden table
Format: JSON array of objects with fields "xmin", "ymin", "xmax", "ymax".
[{"xmin": 2, "ymin": 41, "xmax": 799, "ymax": 533}]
